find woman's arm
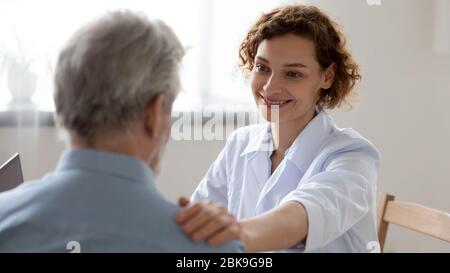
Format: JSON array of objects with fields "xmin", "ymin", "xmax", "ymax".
[
  {"xmin": 190, "ymin": 146, "xmax": 229, "ymax": 206},
  {"xmin": 176, "ymin": 198, "xmax": 308, "ymax": 252},
  {"xmin": 177, "ymin": 144, "xmax": 379, "ymax": 251},
  {"xmin": 239, "ymin": 201, "xmax": 308, "ymax": 252}
]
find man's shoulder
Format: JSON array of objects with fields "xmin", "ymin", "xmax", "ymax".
[
  {"xmin": 150, "ymin": 198, "xmax": 243, "ymax": 253},
  {"xmin": 0, "ymin": 176, "xmax": 242, "ymax": 253},
  {"xmin": 0, "ymin": 178, "xmax": 44, "ymax": 210}
]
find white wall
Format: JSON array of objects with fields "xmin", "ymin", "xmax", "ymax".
[{"xmin": 1, "ymin": 0, "xmax": 449, "ymax": 252}]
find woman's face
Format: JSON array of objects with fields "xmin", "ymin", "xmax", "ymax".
[{"xmin": 250, "ymin": 34, "xmax": 334, "ymax": 124}]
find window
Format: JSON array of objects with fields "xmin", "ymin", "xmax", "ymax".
[{"xmin": 0, "ymin": 0, "xmax": 289, "ymax": 112}]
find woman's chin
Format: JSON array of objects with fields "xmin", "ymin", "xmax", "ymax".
[
  {"xmin": 257, "ymin": 104, "xmax": 287, "ymax": 123},
  {"xmin": 258, "ymin": 111, "xmax": 289, "ymax": 123}
]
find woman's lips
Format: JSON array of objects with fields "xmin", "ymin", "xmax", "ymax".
[{"xmin": 259, "ymin": 93, "xmax": 293, "ymax": 107}]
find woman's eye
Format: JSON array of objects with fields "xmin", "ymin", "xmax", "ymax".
[
  {"xmin": 254, "ymin": 64, "xmax": 269, "ymax": 72},
  {"xmin": 286, "ymin": 71, "xmax": 303, "ymax": 78}
]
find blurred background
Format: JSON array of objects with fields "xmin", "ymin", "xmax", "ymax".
[{"xmin": 0, "ymin": 0, "xmax": 449, "ymax": 252}]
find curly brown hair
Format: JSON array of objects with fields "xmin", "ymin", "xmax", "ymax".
[{"xmin": 239, "ymin": 5, "xmax": 361, "ymax": 109}]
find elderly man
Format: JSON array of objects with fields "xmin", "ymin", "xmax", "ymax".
[{"xmin": 0, "ymin": 11, "xmax": 242, "ymax": 253}]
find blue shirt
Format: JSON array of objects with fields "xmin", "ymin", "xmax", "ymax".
[
  {"xmin": 192, "ymin": 110, "xmax": 380, "ymax": 253},
  {"xmin": 0, "ymin": 149, "xmax": 242, "ymax": 253}
]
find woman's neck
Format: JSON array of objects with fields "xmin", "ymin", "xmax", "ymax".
[{"xmin": 271, "ymin": 108, "xmax": 316, "ymax": 156}]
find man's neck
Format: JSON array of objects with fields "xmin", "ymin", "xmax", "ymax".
[{"xmin": 70, "ymin": 130, "xmax": 144, "ymax": 161}]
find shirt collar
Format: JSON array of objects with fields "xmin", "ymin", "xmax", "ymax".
[
  {"xmin": 240, "ymin": 109, "xmax": 337, "ymax": 171},
  {"xmin": 285, "ymin": 110, "xmax": 336, "ymax": 172},
  {"xmin": 240, "ymin": 123, "xmax": 274, "ymax": 158},
  {"xmin": 55, "ymin": 148, "xmax": 156, "ymax": 186}
]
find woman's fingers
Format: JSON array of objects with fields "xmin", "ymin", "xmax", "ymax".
[
  {"xmin": 175, "ymin": 200, "xmax": 242, "ymax": 245},
  {"xmin": 191, "ymin": 213, "xmax": 233, "ymax": 241},
  {"xmin": 207, "ymin": 224, "xmax": 242, "ymax": 246},
  {"xmin": 181, "ymin": 207, "xmax": 216, "ymax": 234},
  {"xmin": 178, "ymin": 196, "xmax": 190, "ymax": 207},
  {"xmin": 176, "ymin": 200, "xmax": 211, "ymax": 223}
]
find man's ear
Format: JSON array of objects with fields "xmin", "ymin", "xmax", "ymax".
[
  {"xmin": 321, "ymin": 63, "xmax": 336, "ymax": 90},
  {"xmin": 144, "ymin": 94, "xmax": 165, "ymax": 139}
]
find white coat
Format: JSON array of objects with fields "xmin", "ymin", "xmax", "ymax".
[{"xmin": 192, "ymin": 110, "xmax": 380, "ymax": 253}]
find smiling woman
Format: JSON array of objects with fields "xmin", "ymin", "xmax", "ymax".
[
  {"xmin": 178, "ymin": 4, "xmax": 381, "ymax": 253},
  {"xmin": 239, "ymin": 5, "xmax": 361, "ymax": 110}
]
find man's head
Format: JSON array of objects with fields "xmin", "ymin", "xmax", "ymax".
[{"xmin": 54, "ymin": 11, "xmax": 184, "ymax": 174}]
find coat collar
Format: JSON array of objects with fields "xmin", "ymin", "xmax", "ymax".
[
  {"xmin": 285, "ymin": 110, "xmax": 337, "ymax": 172},
  {"xmin": 240, "ymin": 123, "xmax": 274, "ymax": 158},
  {"xmin": 239, "ymin": 109, "xmax": 337, "ymax": 172}
]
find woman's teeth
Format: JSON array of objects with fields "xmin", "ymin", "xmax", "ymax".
[{"xmin": 262, "ymin": 97, "xmax": 291, "ymax": 106}]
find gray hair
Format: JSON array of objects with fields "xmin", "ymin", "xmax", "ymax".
[{"xmin": 54, "ymin": 10, "xmax": 184, "ymax": 141}]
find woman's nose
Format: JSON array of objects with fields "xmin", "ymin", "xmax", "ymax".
[{"xmin": 262, "ymin": 75, "xmax": 283, "ymax": 95}]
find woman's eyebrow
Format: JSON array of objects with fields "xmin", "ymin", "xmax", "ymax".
[
  {"xmin": 284, "ymin": 62, "xmax": 308, "ymax": 68},
  {"xmin": 256, "ymin": 56, "xmax": 308, "ymax": 68},
  {"xmin": 256, "ymin": 56, "xmax": 270, "ymax": 63}
]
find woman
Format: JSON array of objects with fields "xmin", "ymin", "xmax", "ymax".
[{"xmin": 177, "ymin": 5, "xmax": 380, "ymax": 253}]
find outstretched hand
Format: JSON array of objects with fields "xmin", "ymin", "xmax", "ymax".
[{"xmin": 176, "ymin": 197, "xmax": 242, "ymax": 246}]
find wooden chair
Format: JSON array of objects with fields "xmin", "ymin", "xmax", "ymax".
[{"xmin": 377, "ymin": 192, "xmax": 450, "ymax": 252}]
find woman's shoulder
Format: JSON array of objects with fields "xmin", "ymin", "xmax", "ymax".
[{"xmin": 322, "ymin": 126, "xmax": 380, "ymax": 161}]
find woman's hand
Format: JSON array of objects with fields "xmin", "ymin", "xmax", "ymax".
[{"xmin": 176, "ymin": 197, "xmax": 243, "ymax": 246}]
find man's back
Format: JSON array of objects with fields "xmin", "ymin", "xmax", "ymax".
[{"xmin": 0, "ymin": 149, "xmax": 242, "ymax": 252}]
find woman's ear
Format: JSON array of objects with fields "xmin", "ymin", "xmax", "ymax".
[
  {"xmin": 144, "ymin": 94, "xmax": 165, "ymax": 139},
  {"xmin": 321, "ymin": 63, "xmax": 336, "ymax": 90}
]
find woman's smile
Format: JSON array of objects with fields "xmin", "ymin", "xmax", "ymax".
[{"xmin": 258, "ymin": 92, "xmax": 295, "ymax": 109}]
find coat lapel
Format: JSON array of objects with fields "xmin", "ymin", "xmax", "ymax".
[{"xmin": 255, "ymin": 111, "xmax": 335, "ymax": 213}]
